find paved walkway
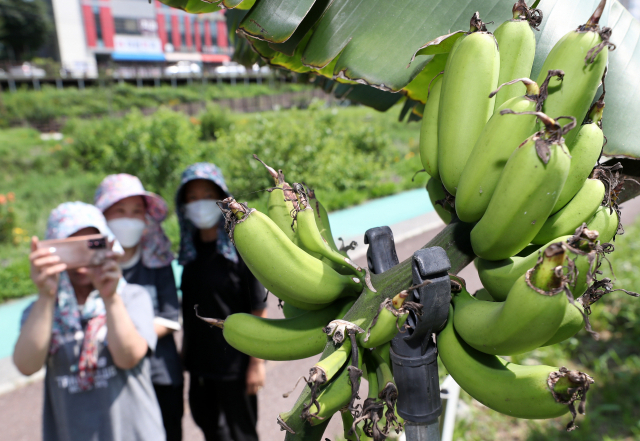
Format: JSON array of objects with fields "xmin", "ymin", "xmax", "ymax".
[{"xmin": 2, "ymin": 194, "xmax": 639, "ymax": 440}]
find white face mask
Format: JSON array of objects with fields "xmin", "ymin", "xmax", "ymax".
[
  {"xmin": 185, "ymin": 200, "xmax": 221, "ymax": 230},
  {"xmin": 107, "ymin": 218, "xmax": 146, "ymax": 248}
]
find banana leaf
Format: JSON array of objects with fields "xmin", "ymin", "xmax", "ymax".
[{"xmin": 161, "ymin": 0, "xmax": 640, "ymax": 157}]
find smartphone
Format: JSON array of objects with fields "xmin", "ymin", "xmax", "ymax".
[{"xmin": 37, "ymin": 234, "xmax": 108, "ymax": 269}]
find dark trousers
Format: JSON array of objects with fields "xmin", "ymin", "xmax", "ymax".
[
  {"xmin": 189, "ymin": 376, "xmax": 258, "ymax": 441},
  {"xmin": 154, "ymin": 383, "xmax": 184, "ymax": 441}
]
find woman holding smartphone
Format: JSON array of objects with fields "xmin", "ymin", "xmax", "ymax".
[
  {"xmin": 176, "ymin": 163, "xmax": 267, "ymax": 441},
  {"xmin": 13, "ymin": 201, "xmax": 164, "ymax": 441},
  {"xmin": 94, "ymin": 173, "xmax": 183, "ymax": 441}
]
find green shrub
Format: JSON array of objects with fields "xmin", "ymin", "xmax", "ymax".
[
  {"xmin": 199, "ymin": 104, "xmax": 233, "ymax": 140},
  {"xmin": 62, "ymin": 108, "xmax": 201, "ymax": 200},
  {"xmin": 0, "ymin": 258, "xmax": 33, "ymax": 303}
]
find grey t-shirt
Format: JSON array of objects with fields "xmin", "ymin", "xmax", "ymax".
[
  {"xmin": 121, "ymin": 257, "xmax": 182, "ymax": 386},
  {"xmin": 21, "ymin": 283, "xmax": 165, "ymax": 441}
]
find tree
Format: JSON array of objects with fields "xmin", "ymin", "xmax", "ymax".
[{"xmin": 0, "ymin": 0, "xmax": 51, "ymax": 61}]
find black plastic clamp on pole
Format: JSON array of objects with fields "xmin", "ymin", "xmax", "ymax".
[
  {"xmin": 390, "ymin": 247, "xmax": 451, "ymax": 424},
  {"xmin": 364, "ymin": 226, "xmax": 399, "ymax": 274}
]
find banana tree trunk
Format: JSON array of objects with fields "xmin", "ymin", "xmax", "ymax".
[{"xmin": 281, "ymin": 157, "xmax": 639, "ymax": 441}]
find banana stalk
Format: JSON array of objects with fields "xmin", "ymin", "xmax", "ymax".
[{"xmin": 437, "ymin": 12, "xmax": 500, "ymax": 195}]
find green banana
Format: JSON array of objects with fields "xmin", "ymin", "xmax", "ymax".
[
  {"xmin": 474, "ymin": 288, "xmax": 495, "ymax": 302},
  {"xmin": 453, "ymin": 245, "xmax": 568, "ymax": 355},
  {"xmin": 551, "ymin": 98, "xmax": 605, "ymax": 214},
  {"xmin": 254, "ymin": 155, "xmax": 299, "ymax": 244},
  {"xmin": 492, "ymin": 0, "xmax": 539, "ymax": 109},
  {"xmin": 222, "ymin": 199, "xmax": 363, "ymax": 310},
  {"xmin": 426, "ymin": 177, "xmax": 453, "ymax": 224},
  {"xmin": 419, "ymin": 74, "xmax": 443, "ymax": 180},
  {"xmin": 307, "ymin": 186, "xmax": 341, "ymax": 253},
  {"xmin": 308, "ymin": 341, "xmax": 352, "ymax": 389},
  {"xmin": 307, "ymin": 345, "xmax": 364, "ymax": 426},
  {"xmin": 194, "ymin": 298, "xmax": 354, "ymax": 361},
  {"xmin": 542, "ymin": 301, "xmax": 585, "ymax": 347},
  {"xmin": 533, "ymin": 178, "xmax": 606, "ymax": 245},
  {"xmin": 470, "ymin": 112, "xmax": 572, "ymax": 261},
  {"xmin": 476, "ymin": 230, "xmax": 597, "ymax": 301},
  {"xmin": 535, "ymin": 0, "xmax": 611, "ymax": 146},
  {"xmin": 437, "ymin": 13, "xmax": 500, "ymax": 195},
  {"xmin": 292, "ymin": 185, "xmax": 364, "ymax": 278},
  {"xmin": 282, "ymin": 302, "xmax": 307, "ymax": 319},
  {"xmin": 456, "ymin": 74, "xmax": 561, "ymax": 223},
  {"xmin": 586, "ymin": 206, "xmax": 619, "ymax": 243},
  {"xmin": 359, "ymin": 292, "xmax": 414, "ymax": 349},
  {"xmin": 439, "ymin": 305, "xmax": 594, "ymax": 423}
]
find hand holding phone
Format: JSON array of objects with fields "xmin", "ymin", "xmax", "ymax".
[
  {"xmin": 29, "ymin": 237, "xmax": 67, "ymax": 298},
  {"xmin": 37, "ymin": 234, "xmax": 108, "ymax": 270}
]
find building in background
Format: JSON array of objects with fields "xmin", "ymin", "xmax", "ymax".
[{"xmin": 50, "ymin": 0, "xmax": 230, "ymax": 77}]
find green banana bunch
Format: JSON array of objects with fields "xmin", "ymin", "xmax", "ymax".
[
  {"xmin": 292, "ymin": 184, "xmax": 364, "ymax": 278},
  {"xmin": 542, "ymin": 301, "xmax": 585, "ymax": 347},
  {"xmin": 341, "ymin": 408, "xmax": 371, "ymax": 441},
  {"xmin": 453, "ymin": 244, "xmax": 569, "ymax": 355},
  {"xmin": 439, "ymin": 305, "xmax": 594, "ymax": 426},
  {"xmin": 456, "ymin": 72, "xmax": 563, "ymax": 223},
  {"xmin": 359, "ymin": 291, "xmax": 420, "ymax": 349},
  {"xmin": 535, "ymin": 0, "xmax": 611, "ymax": 146},
  {"xmin": 492, "ymin": 0, "xmax": 540, "ymax": 109},
  {"xmin": 419, "ymin": 73, "xmax": 443, "ymax": 180},
  {"xmin": 551, "ymin": 97, "xmax": 606, "ymax": 214},
  {"xmin": 426, "ymin": 177, "xmax": 453, "ymax": 224},
  {"xmin": 586, "ymin": 205, "xmax": 619, "ymax": 243},
  {"xmin": 306, "ymin": 345, "xmax": 364, "ymax": 426},
  {"xmin": 282, "ymin": 302, "xmax": 306, "ymax": 318},
  {"xmin": 194, "ymin": 299, "xmax": 354, "ymax": 361},
  {"xmin": 476, "ymin": 229, "xmax": 598, "ymax": 301},
  {"xmin": 438, "ymin": 12, "xmax": 500, "ymax": 195},
  {"xmin": 471, "ymin": 112, "xmax": 572, "ymax": 261},
  {"xmin": 222, "ymin": 199, "xmax": 363, "ymax": 310},
  {"xmin": 533, "ymin": 178, "xmax": 606, "ymax": 245}
]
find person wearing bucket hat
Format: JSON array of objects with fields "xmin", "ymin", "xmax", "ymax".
[
  {"xmin": 176, "ymin": 163, "xmax": 267, "ymax": 441},
  {"xmin": 13, "ymin": 201, "xmax": 164, "ymax": 441},
  {"xmin": 95, "ymin": 174, "xmax": 183, "ymax": 441}
]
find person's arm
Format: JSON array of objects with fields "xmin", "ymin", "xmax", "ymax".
[
  {"xmin": 92, "ymin": 257, "xmax": 149, "ymax": 370},
  {"xmin": 246, "ymin": 308, "xmax": 267, "ymax": 395},
  {"xmin": 13, "ymin": 237, "xmax": 67, "ymax": 376}
]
